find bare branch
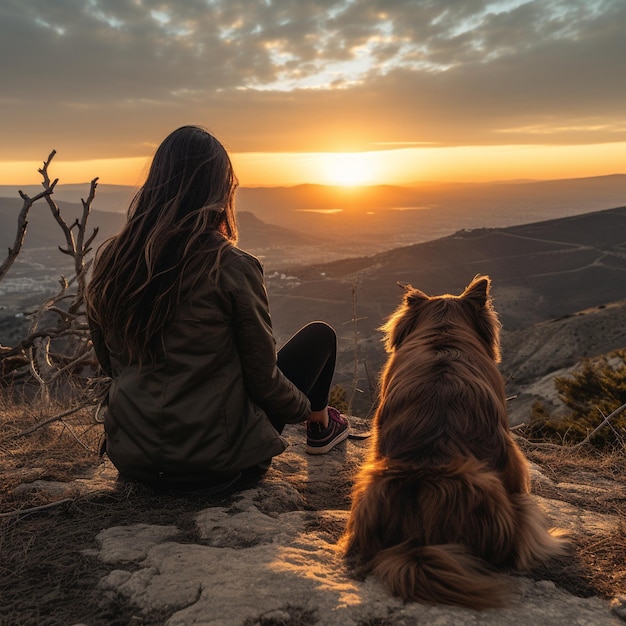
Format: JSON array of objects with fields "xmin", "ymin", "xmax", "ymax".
[
  {"xmin": 47, "ymin": 346, "xmax": 95, "ymax": 381},
  {"xmin": 46, "ymin": 306, "xmax": 81, "ymax": 321},
  {"xmin": 0, "ymin": 324, "xmax": 84, "ymax": 359},
  {"xmin": 59, "ymin": 420, "xmax": 97, "ymax": 452},
  {"xmin": 1, "ymin": 151, "xmax": 102, "ymax": 414},
  {"xmin": 0, "ymin": 498, "xmax": 73, "ymax": 519},
  {"xmin": 37, "ymin": 150, "xmax": 57, "ymax": 183},
  {"xmin": 84, "ymin": 227, "xmax": 100, "ymax": 250},
  {"xmin": 0, "ymin": 187, "xmax": 53, "ymax": 282},
  {"xmin": 1, "ymin": 402, "xmax": 96, "ymax": 442},
  {"xmin": 598, "ymin": 406, "xmax": 626, "ymax": 448},
  {"xmin": 43, "ymin": 187, "xmax": 75, "ymax": 258}
]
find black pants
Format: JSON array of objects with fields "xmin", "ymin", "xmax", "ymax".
[{"xmin": 269, "ymin": 321, "xmax": 337, "ymax": 434}]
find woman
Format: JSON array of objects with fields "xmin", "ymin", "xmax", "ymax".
[{"xmin": 86, "ymin": 125, "xmax": 349, "ymax": 492}]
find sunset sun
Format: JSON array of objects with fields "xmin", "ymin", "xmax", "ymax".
[{"xmin": 321, "ymin": 152, "xmax": 377, "ymax": 186}]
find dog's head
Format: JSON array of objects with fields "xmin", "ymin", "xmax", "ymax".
[{"xmin": 381, "ymin": 275, "xmax": 501, "ymax": 362}]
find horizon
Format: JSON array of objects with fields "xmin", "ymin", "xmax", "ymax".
[
  {"xmin": 1, "ymin": 143, "xmax": 625, "ymax": 188},
  {"xmin": 2, "ymin": 1, "xmax": 625, "ymax": 188},
  {"xmin": 2, "ymin": 170, "xmax": 626, "ymax": 196}
]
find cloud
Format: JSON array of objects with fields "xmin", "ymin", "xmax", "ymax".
[{"xmin": 1, "ymin": 0, "xmax": 625, "ymax": 159}]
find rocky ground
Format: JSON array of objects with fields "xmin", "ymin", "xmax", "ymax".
[{"xmin": 1, "ymin": 413, "xmax": 625, "ymax": 626}]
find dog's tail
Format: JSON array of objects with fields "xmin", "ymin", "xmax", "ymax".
[
  {"xmin": 371, "ymin": 542, "xmax": 515, "ymax": 610},
  {"xmin": 362, "ymin": 457, "xmax": 526, "ymax": 609}
]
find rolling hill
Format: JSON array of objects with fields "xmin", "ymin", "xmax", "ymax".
[
  {"xmin": 263, "ymin": 205, "xmax": 626, "ymax": 416},
  {"xmin": 271, "ymin": 205, "xmax": 626, "ymax": 334},
  {"xmin": 0, "ymin": 199, "xmax": 317, "ymax": 254}
]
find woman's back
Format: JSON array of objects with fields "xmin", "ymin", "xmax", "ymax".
[{"xmin": 94, "ymin": 243, "xmax": 308, "ymax": 485}]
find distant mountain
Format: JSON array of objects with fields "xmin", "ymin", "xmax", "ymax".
[
  {"xmin": 238, "ymin": 174, "xmax": 626, "ymax": 210},
  {"xmin": 0, "ymin": 199, "xmax": 317, "ymax": 253},
  {"xmin": 0, "ymin": 198, "xmax": 320, "ymax": 316},
  {"xmin": 237, "ymin": 211, "xmax": 319, "ymax": 249},
  {"xmin": 3, "ymin": 190, "xmax": 625, "ymax": 332},
  {"xmin": 0, "ymin": 197, "xmax": 124, "ymax": 249},
  {"xmin": 0, "ymin": 184, "xmax": 134, "ymax": 214},
  {"xmin": 237, "ymin": 175, "xmax": 626, "ymax": 252},
  {"xmin": 238, "ymin": 174, "xmax": 626, "ymax": 217},
  {"xmin": 2, "ymin": 173, "xmax": 624, "ymax": 246}
]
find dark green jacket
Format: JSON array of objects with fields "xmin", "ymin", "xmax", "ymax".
[{"xmin": 90, "ymin": 245, "xmax": 310, "ymax": 486}]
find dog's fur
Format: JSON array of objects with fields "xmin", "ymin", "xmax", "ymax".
[{"xmin": 341, "ymin": 276, "xmax": 567, "ymax": 610}]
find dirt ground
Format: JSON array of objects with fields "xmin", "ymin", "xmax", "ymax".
[{"xmin": 1, "ymin": 410, "xmax": 625, "ymax": 626}]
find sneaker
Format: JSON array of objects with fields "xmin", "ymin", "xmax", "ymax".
[{"xmin": 306, "ymin": 407, "xmax": 350, "ymax": 455}]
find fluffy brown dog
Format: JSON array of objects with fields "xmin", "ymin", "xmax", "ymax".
[{"xmin": 341, "ymin": 275, "xmax": 567, "ymax": 609}]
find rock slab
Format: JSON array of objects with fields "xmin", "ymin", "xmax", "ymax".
[{"xmin": 91, "ymin": 423, "xmax": 623, "ymax": 626}]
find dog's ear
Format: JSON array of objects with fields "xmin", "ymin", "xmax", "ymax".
[
  {"xmin": 381, "ymin": 288, "xmax": 429, "ymax": 351},
  {"xmin": 407, "ymin": 287, "xmax": 429, "ymax": 304},
  {"xmin": 461, "ymin": 275, "xmax": 490, "ymax": 309},
  {"xmin": 461, "ymin": 275, "xmax": 502, "ymax": 362}
]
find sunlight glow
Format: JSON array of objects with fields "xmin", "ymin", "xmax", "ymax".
[
  {"xmin": 319, "ymin": 152, "xmax": 380, "ymax": 186},
  {"xmin": 0, "ymin": 156, "xmax": 150, "ymax": 186},
  {"xmin": 0, "ymin": 143, "xmax": 624, "ymax": 187}
]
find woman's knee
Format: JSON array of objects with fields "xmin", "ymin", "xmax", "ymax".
[{"xmin": 303, "ymin": 321, "xmax": 336, "ymax": 344}]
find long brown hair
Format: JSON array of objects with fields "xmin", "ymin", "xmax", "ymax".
[{"xmin": 86, "ymin": 125, "xmax": 239, "ymax": 364}]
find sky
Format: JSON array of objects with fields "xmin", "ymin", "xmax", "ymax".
[{"xmin": 1, "ymin": 0, "xmax": 625, "ymax": 187}]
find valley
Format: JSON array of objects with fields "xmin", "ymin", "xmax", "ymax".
[{"xmin": 1, "ymin": 177, "xmax": 626, "ymax": 420}]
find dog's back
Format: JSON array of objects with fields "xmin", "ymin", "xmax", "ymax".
[
  {"xmin": 374, "ymin": 275, "xmax": 510, "ymax": 469},
  {"xmin": 341, "ymin": 276, "xmax": 567, "ymax": 609}
]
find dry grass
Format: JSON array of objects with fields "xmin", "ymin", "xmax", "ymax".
[
  {"xmin": 1, "ymin": 402, "xmax": 625, "ymax": 624},
  {"xmin": 519, "ymin": 439, "xmax": 626, "ymax": 599},
  {"xmin": 0, "ymin": 397, "xmax": 103, "ymax": 511},
  {"xmin": 521, "ymin": 441, "xmax": 626, "ymax": 512}
]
